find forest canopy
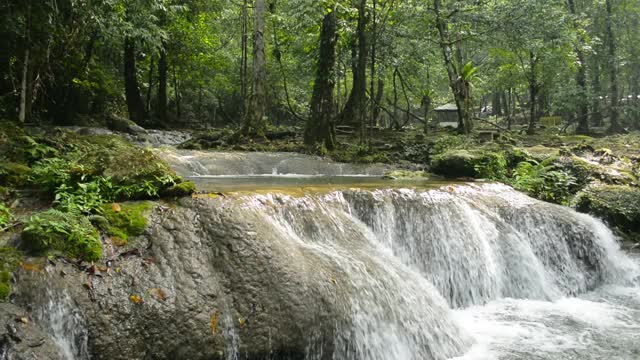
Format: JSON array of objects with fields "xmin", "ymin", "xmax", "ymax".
[{"xmin": 1, "ymin": 0, "xmax": 639, "ymax": 145}]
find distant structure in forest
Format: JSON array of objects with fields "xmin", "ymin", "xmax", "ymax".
[{"xmin": 434, "ymin": 104, "xmax": 459, "ymax": 127}]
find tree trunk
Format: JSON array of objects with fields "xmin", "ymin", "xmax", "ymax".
[
  {"xmin": 589, "ymin": 59, "xmax": 603, "ymax": 127},
  {"xmin": 338, "ymin": 0, "xmax": 368, "ymax": 137},
  {"xmin": 527, "ymin": 50, "xmax": 538, "ymax": 135},
  {"xmin": 241, "ymin": 0, "xmax": 267, "ymax": 136},
  {"xmin": 124, "ymin": 37, "xmax": 147, "ymax": 124},
  {"xmin": 304, "ymin": 7, "xmax": 338, "ymax": 150},
  {"xmin": 146, "ymin": 57, "xmax": 154, "ymax": 114},
  {"xmin": 567, "ymin": 0, "xmax": 589, "ymax": 134},
  {"xmin": 605, "ymin": 0, "xmax": 623, "ymax": 134},
  {"xmin": 434, "ymin": 0, "xmax": 472, "ymax": 134},
  {"xmin": 493, "ymin": 92, "xmax": 502, "ymax": 116},
  {"xmin": 373, "ymin": 79, "xmax": 383, "ymax": 126},
  {"xmin": 240, "ymin": 0, "xmax": 249, "ymax": 109},
  {"xmin": 172, "ymin": 64, "xmax": 181, "ymax": 120},
  {"xmin": 158, "ymin": 42, "xmax": 168, "ymax": 125},
  {"xmin": 18, "ymin": 1, "xmax": 32, "ymax": 124},
  {"xmin": 391, "ymin": 68, "xmax": 399, "ymax": 130}
]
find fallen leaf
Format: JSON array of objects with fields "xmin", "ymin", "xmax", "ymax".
[
  {"xmin": 129, "ymin": 295, "xmax": 144, "ymax": 304},
  {"xmin": 16, "ymin": 317, "xmax": 28, "ymax": 324},
  {"xmin": 83, "ymin": 282, "xmax": 93, "ymax": 290},
  {"xmin": 238, "ymin": 317, "xmax": 246, "ymax": 328},
  {"xmin": 211, "ymin": 312, "xmax": 218, "ymax": 335},
  {"xmin": 148, "ymin": 288, "xmax": 167, "ymax": 301},
  {"xmin": 111, "ymin": 203, "xmax": 121, "ymax": 213},
  {"xmin": 88, "ymin": 264, "xmax": 100, "ymax": 275},
  {"xmin": 330, "ymin": 276, "xmax": 337, "ymax": 285}
]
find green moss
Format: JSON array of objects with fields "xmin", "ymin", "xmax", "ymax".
[
  {"xmin": 0, "ymin": 247, "xmax": 23, "ymax": 301},
  {"xmin": 101, "ymin": 202, "xmax": 152, "ymax": 243},
  {"xmin": 574, "ymin": 185, "xmax": 640, "ymax": 235},
  {"xmin": 0, "ymin": 282, "xmax": 9, "ymax": 300},
  {"xmin": 0, "ymin": 162, "xmax": 32, "ymax": 187},
  {"xmin": 22, "ymin": 210, "xmax": 102, "ymax": 261},
  {"xmin": 162, "ymin": 181, "xmax": 196, "ymax": 197},
  {"xmin": 430, "ymin": 150, "xmax": 482, "ymax": 178}
]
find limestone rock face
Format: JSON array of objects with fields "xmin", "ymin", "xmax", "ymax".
[{"xmin": 13, "ymin": 198, "xmax": 349, "ymax": 360}]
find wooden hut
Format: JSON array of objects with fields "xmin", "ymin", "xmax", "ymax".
[{"xmin": 434, "ymin": 103, "xmax": 459, "ymax": 127}]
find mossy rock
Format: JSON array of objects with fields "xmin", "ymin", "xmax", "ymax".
[
  {"xmin": 33, "ymin": 132, "xmax": 181, "ymax": 200},
  {"xmin": 574, "ymin": 185, "xmax": 640, "ymax": 235},
  {"xmin": 0, "ymin": 282, "xmax": 9, "ymax": 300},
  {"xmin": 556, "ymin": 156, "xmax": 636, "ymax": 188},
  {"xmin": 0, "ymin": 162, "xmax": 32, "ymax": 187},
  {"xmin": 520, "ymin": 146, "xmax": 561, "ymax": 162},
  {"xmin": 0, "ymin": 247, "xmax": 22, "ymax": 301},
  {"xmin": 100, "ymin": 202, "xmax": 153, "ymax": 244},
  {"xmin": 430, "ymin": 150, "xmax": 482, "ymax": 178},
  {"xmin": 162, "ymin": 181, "xmax": 196, "ymax": 197},
  {"xmin": 106, "ymin": 114, "xmax": 146, "ymax": 135},
  {"xmin": 22, "ymin": 210, "xmax": 102, "ymax": 261}
]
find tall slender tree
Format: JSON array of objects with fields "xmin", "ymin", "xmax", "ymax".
[
  {"xmin": 305, "ymin": 6, "xmax": 338, "ymax": 150},
  {"xmin": 241, "ymin": 0, "xmax": 268, "ymax": 136}
]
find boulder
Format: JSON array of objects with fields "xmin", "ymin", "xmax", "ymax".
[
  {"xmin": 107, "ymin": 115, "xmax": 147, "ymax": 135},
  {"xmin": 574, "ymin": 185, "xmax": 640, "ymax": 237},
  {"xmin": 430, "ymin": 150, "xmax": 481, "ymax": 178}
]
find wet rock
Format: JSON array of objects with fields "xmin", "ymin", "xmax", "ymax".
[{"xmin": 0, "ymin": 303, "xmax": 65, "ymax": 360}]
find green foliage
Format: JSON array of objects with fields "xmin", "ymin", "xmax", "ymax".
[
  {"xmin": 0, "ymin": 247, "xmax": 21, "ymax": 301},
  {"xmin": 30, "ymin": 158, "xmax": 77, "ymax": 192},
  {"xmin": 511, "ymin": 162, "xmax": 577, "ymax": 205},
  {"xmin": 474, "ymin": 153, "xmax": 508, "ymax": 180},
  {"xmin": 0, "ymin": 162, "xmax": 32, "ymax": 187},
  {"xmin": 163, "ymin": 181, "xmax": 197, "ymax": 197},
  {"xmin": 430, "ymin": 150, "xmax": 481, "ymax": 178},
  {"xmin": 54, "ymin": 178, "xmax": 116, "ymax": 214},
  {"xmin": 330, "ymin": 144, "xmax": 390, "ymax": 164},
  {"xmin": 21, "ymin": 136, "xmax": 59, "ymax": 162},
  {"xmin": 101, "ymin": 202, "xmax": 153, "ymax": 244},
  {"xmin": 574, "ymin": 185, "xmax": 640, "ymax": 235},
  {"xmin": 22, "ymin": 210, "xmax": 102, "ymax": 261},
  {"xmin": 431, "ymin": 135, "xmax": 477, "ymax": 156},
  {"xmin": 0, "ymin": 203, "xmax": 11, "ymax": 229}
]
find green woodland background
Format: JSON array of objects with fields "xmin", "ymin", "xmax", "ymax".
[{"xmin": 2, "ymin": 0, "xmax": 640, "ymax": 144}]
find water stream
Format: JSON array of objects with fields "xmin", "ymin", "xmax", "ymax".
[
  {"xmin": 35, "ymin": 149, "xmax": 640, "ymax": 360},
  {"xmin": 159, "ymin": 149, "xmax": 640, "ymax": 360}
]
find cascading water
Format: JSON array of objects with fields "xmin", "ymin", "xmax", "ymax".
[
  {"xmin": 36, "ymin": 290, "xmax": 90, "ymax": 360},
  {"xmin": 219, "ymin": 185, "xmax": 637, "ymax": 360},
  {"xmin": 151, "ymin": 149, "xmax": 640, "ymax": 360}
]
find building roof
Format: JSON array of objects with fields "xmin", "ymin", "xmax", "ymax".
[{"xmin": 434, "ymin": 103, "xmax": 458, "ymax": 111}]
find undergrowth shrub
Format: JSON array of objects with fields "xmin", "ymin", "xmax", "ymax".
[{"xmin": 22, "ymin": 209, "xmax": 102, "ymax": 261}]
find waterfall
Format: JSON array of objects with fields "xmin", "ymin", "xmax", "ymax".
[
  {"xmin": 36, "ymin": 290, "xmax": 90, "ymax": 360},
  {"xmin": 236, "ymin": 183, "xmax": 639, "ymax": 359}
]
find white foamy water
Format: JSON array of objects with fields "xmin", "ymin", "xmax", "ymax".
[{"xmin": 229, "ymin": 184, "xmax": 640, "ymax": 360}]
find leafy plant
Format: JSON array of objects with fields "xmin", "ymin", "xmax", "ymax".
[
  {"xmin": 0, "ymin": 203, "xmax": 11, "ymax": 229},
  {"xmin": 21, "ymin": 136, "xmax": 58, "ymax": 162},
  {"xmin": 22, "ymin": 209, "xmax": 102, "ymax": 261},
  {"xmin": 54, "ymin": 177, "xmax": 115, "ymax": 214},
  {"xmin": 511, "ymin": 162, "xmax": 577, "ymax": 204},
  {"xmin": 30, "ymin": 157, "xmax": 74, "ymax": 192},
  {"xmin": 431, "ymin": 135, "xmax": 477, "ymax": 156},
  {"xmin": 475, "ymin": 153, "xmax": 508, "ymax": 180}
]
